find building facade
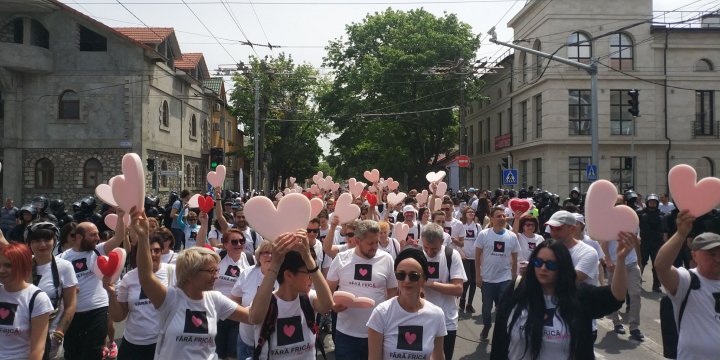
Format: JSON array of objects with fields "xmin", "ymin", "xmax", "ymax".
[{"xmin": 465, "ymin": 0, "xmax": 720, "ymax": 197}]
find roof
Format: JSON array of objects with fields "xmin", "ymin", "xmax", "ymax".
[
  {"xmin": 203, "ymin": 77, "xmax": 223, "ymax": 94},
  {"xmin": 113, "ymin": 27, "xmax": 174, "ymax": 44},
  {"xmin": 175, "ymin": 53, "xmax": 203, "ymax": 70}
]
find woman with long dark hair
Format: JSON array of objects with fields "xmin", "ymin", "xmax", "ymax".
[{"xmin": 490, "ymin": 233, "xmax": 636, "ymax": 360}]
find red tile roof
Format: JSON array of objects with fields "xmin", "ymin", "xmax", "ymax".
[
  {"xmin": 113, "ymin": 27, "xmax": 174, "ymax": 44},
  {"xmin": 175, "ymin": 53, "xmax": 204, "ymax": 70}
]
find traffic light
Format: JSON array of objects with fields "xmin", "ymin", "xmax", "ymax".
[
  {"xmin": 210, "ymin": 147, "xmax": 224, "ymax": 169},
  {"xmin": 627, "ymin": 89, "xmax": 639, "ymax": 117},
  {"xmin": 501, "ymin": 158, "xmax": 509, "ymax": 169},
  {"xmin": 146, "ymin": 158, "xmax": 155, "ymax": 172}
]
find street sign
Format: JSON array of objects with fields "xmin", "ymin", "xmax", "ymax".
[
  {"xmin": 159, "ymin": 170, "xmax": 179, "ymax": 177},
  {"xmin": 456, "ymin": 155, "xmax": 470, "ymax": 168},
  {"xmin": 502, "ymin": 169, "xmax": 518, "ymax": 186},
  {"xmin": 586, "ymin": 164, "xmax": 598, "ymax": 181}
]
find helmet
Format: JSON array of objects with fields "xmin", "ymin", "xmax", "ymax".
[
  {"xmin": 49, "ymin": 199, "xmax": 65, "ymax": 213},
  {"xmin": 24, "ymin": 221, "xmax": 60, "ymax": 243},
  {"xmin": 647, "ymin": 193, "xmax": 659, "ymax": 202},
  {"xmin": 570, "ymin": 187, "xmax": 580, "ymax": 196},
  {"xmin": 72, "ymin": 201, "xmax": 81, "ymax": 213},
  {"xmin": 31, "ymin": 196, "xmax": 49, "ymax": 213},
  {"xmin": 79, "ymin": 196, "xmax": 97, "ymax": 212},
  {"xmin": 624, "ymin": 190, "xmax": 638, "ymax": 202},
  {"xmin": 145, "ymin": 195, "xmax": 160, "ymax": 208},
  {"xmin": 20, "ymin": 204, "xmax": 38, "ymax": 217}
]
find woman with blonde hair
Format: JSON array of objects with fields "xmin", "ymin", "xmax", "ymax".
[{"xmin": 377, "ymin": 221, "xmax": 401, "ymax": 260}]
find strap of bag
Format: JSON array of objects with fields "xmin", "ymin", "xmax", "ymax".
[
  {"xmin": 299, "ymin": 295, "xmax": 327, "ymax": 360},
  {"xmin": 678, "ymin": 272, "xmax": 700, "ymax": 330},
  {"xmin": 253, "ymin": 294, "xmax": 278, "ymax": 360},
  {"xmin": 444, "ymin": 246, "xmax": 452, "ymax": 282}
]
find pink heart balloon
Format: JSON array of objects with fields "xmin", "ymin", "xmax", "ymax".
[
  {"xmin": 434, "ymin": 182, "xmax": 447, "ymax": 197},
  {"xmin": 312, "ymin": 171, "xmax": 324, "ymax": 184},
  {"xmin": 243, "ymin": 193, "xmax": 311, "ymax": 240},
  {"xmin": 310, "ymin": 198, "xmax": 324, "ymax": 220},
  {"xmin": 104, "ymin": 214, "xmax": 118, "ymax": 231},
  {"xmin": 111, "ymin": 153, "xmax": 145, "ymax": 214},
  {"xmin": 207, "ymin": 165, "xmax": 226, "ymax": 187},
  {"xmin": 585, "ymin": 180, "xmax": 639, "ymax": 242},
  {"xmin": 347, "ymin": 177, "xmax": 357, "ymax": 189},
  {"xmin": 363, "ymin": 169, "xmax": 380, "ymax": 183},
  {"xmin": 368, "ymin": 185, "xmax": 378, "ymax": 193},
  {"xmin": 387, "ymin": 192, "xmax": 407, "ymax": 206},
  {"xmin": 330, "ymin": 183, "xmax": 341, "ymax": 192},
  {"xmin": 91, "ymin": 248, "xmax": 127, "ymax": 284},
  {"xmin": 188, "ymin": 194, "xmax": 201, "ymax": 208},
  {"xmin": 350, "ymin": 182, "xmax": 365, "ymax": 198},
  {"xmin": 332, "ymin": 291, "xmax": 375, "ymax": 308},
  {"xmin": 95, "ymin": 183, "xmax": 118, "ymax": 207},
  {"xmin": 315, "ymin": 177, "xmax": 326, "ymax": 190},
  {"xmin": 275, "ymin": 192, "xmax": 283, "ymax": 200},
  {"xmin": 393, "ymin": 222, "xmax": 409, "ymax": 243},
  {"xmin": 386, "ymin": 177, "xmax": 399, "ymax": 191},
  {"xmin": 334, "ymin": 193, "xmax": 360, "ymax": 224},
  {"xmin": 426, "ymin": 171, "xmax": 446, "ymax": 183},
  {"xmin": 668, "ymin": 164, "xmax": 720, "ymax": 217},
  {"xmin": 432, "ymin": 198, "xmax": 442, "ymax": 212},
  {"xmin": 288, "ymin": 177, "xmax": 296, "ymax": 185},
  {"xmin": 416, "ymin": 190, "xmax": 429, "ymax": 206}
]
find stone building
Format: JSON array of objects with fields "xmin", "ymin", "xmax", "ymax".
[
  {"xmin": 0, "ymin": 0, "xmax": 240, "ymax": 205},
  {"xmin": 464, "ymin": 0, "xmax": 720, "ymax": 197}
]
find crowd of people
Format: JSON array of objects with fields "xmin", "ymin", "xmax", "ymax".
[{"xmin": 0, "ymin": 181, "xmax": 718, "ymax": 360}]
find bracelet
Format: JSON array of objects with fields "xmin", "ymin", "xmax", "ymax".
[{"xmin": 307, "ymin": 265, "xmax": 320, "ymax": 274}]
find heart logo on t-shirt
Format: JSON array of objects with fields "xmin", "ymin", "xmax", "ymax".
[
  {"xmin": 225, "ymin": 265, "xmax": 240, "ymax": 277},
  {"xmin": 406, "ymin": 233, "xmax": 415, "ymax": 241},
  {"xmin": 528, "ymin": 242, "xmax": 537, "ymax": 250},
  {"xmin": 190, "ymin": 231, "xmax": 198, "ymax": 240},
  {"xmin": 183, "ymin": 310, "xmax": 208, "ymax": 334},
  {"xmin": 544, "ymin": 308, "xmax": 556, "ymax": 327},
  {"xmin": 397, "ymin": 325, "xmax": 423, "ymax": 351},
  {"xmin": 354, "ymin": 264, "xmax": 372, "ymax": 281},
  {"xmin": 72, "ymin": 258, "xmax": 88, "ymax": 273},
  {"xmin": 276, "ymin": 316, "xmax": 304, "ymax": 346},
  {"xmin": 466, "ymin": 229, "xmax": 475, "ymax": 238},
  {"xmin": 443, "ymin": 226, "xmax": 451, "ymax": 235},
  {"xmin": 427, "ymin": 261, "xmax": 439, "ymax": 280},
  {"xmin": 493, "ymin": 241, "xmax": 505, "ymax": 253},
  {"xmin": 0, "ymin": 302, "xmax": 18, "ymax": 325}
]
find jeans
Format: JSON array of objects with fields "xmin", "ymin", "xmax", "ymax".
[
  {"xmin": 216, "ymin": 319, "xmax": 239, "ymax": 358},
  {"xmin": 118, "ymin": 337, "xmax": 156, "ymax": 360},
  {"xmin": 481, "ymin": 280, "xmax": 511, "ymax": 326},
  {"xmin": 171, "ymin": 228, "xmax": 185, "ymax": 251},
  {"xmin": 236, "ymin": 338, "xmax": 253, "ymax": 360},
  {"xmin": 461, "ymin": 259, "xmax": 477, "ymax": 305},
  {"xmin": 608, "ymin": 262, "xmax": 642, "ymax": 330},
  {"xmin": 63, "ymin": 307, "xmax": 108, "ymax": 360},
  {"xmin": 444, "ymin": 330, "xmax": 457, "ymax": 360},
  {"xmin": 334, "ymin": 331, "xmax": 368, "ymax": 360}
]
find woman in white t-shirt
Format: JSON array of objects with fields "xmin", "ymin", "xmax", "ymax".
[
  {"xmin": 127, "ymin": 210, "xmax": 251, "ymax": 360},
  {"xmin": 322, "ymin": 217, "xmax": 357, "ymax": 259},
  {"xmin": 459, "ymin": 207, "xmax": 480, "ymax": 313},
  {"xmin": 0, "ymin": 240, "xmax": 54, "ymax": 360},
  {"xmin": 367, "ymin": 247, "xmax": 447, "ymax": 360},
  {"xmin": 156, "ymin": 228, "xmax": 178, "ymax": 264},
  {"xmin": 27, "ymin": 222, "xmax": 79, "ymax": 359},
  {"xmin": 377, "ymin": 221, "xmax": 401, "ymax": 260},
  {"xmin": 249, "ymin": 231, "xmax": 334, "ymax": 360},
  {"xmin": 418, "ymin": 207, "xmax": 431, "ymax": 228},
  {"xmin": 177, "ymin": 211, "xmax": 201, "ymax": 249},
  {"xmin": 512, "ymin": 214, "xmax": 545, "ymax": 272}
]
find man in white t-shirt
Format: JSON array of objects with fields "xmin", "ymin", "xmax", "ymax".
[
  {"xmin": 402, "ymin": 205, "xmax": 422, "ymax": 245},
  {"xmin": 216, "ymin": 205, "xmax": 263, "ymax": 265},
  {"xmin": 546, "ymin": 211, "xmax": 599, "ymax": 286},
  {"xmin": 474, "ymin": 206, "xmax": 520, "ymax": 341},
  {"xmin": 59, "ymin": 221, "xmax": 125, "ymax": 359},
  {"xmin": 307, "ymin": 218, "xmax": 332, "ymax": 276},
  {"xmin": 421, "ymin": 223, "xmax": 466, "ymax": 360},
  {"xmin": 327, "ymin": 220, "xmax": 398, "ymax": 360},
  {"xmin": 655, "ymin": 210, "xmax": 720, "ymax": 360},
  {"xmin": 441, "ymin": 199, "xmax": 465, "ymax": 253}
]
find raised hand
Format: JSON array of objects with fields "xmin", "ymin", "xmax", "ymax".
[
  {"xmin": 616, "ymin": 231, "xmax": 640, "ymax": 261},
  {"xmin": 675, "ymin": 209, "xmax": 695, "ymax": 236},
  {"xmin": 199, "ymin": 211, "xmax": 209, "ymax": 226}
]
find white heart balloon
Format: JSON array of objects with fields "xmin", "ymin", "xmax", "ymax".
[
  {"xmin": 426, "ymin": 171, "xmax": 446, "ymax": 183},
  {"xmin": 243, "ymin": 193, "xmax": 311, "ymax": 240}
]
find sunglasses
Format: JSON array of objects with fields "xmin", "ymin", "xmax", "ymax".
[
  {"xmin": 306, "ymin": 228, "xmax": 320, "ymax": 234},
  {"xmin": 395, "ymin": 271, "xmax": 422, "ymax": 282},
  {"xmin": 151, "ymin": 248, "xmax": 162, "ymax": 254},
  {"xmin": 532, "ymin": 258, "xmax": 559, "ymax": 271},
  {"xmin": 226, "ymin": 239, "xmax": 246, "ymax": 246},
  {"xmin": 345, "ymin": 232, "xmax": 355, "ymax": 237}
]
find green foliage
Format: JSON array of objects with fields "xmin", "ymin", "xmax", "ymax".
[
  {"xmin": 319, "ymin": 8, "xmax": 482, "ymax": 188},
  {"xmin": 229, "ymin": 53, "xmax": 331, "ymax": 188}
]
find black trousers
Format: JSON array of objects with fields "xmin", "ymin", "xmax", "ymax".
[
  {"xmin": 461, "ymin": 259, "xmax": 477, "ymax": 305},
  {"xmin": 63, "ymin": 307, "xmax": 108, "ymax": 360},
  {"xmin": 215, "ymin": 318, "xmax": 239, "ymax": 358},
  {"xmin": 118, "ymin": 337, "xmax": 156, "ymax": 360},
  {"xmin": 444, "ymin": 330, "xmax": 457, "ymax": 360},
  {"xmin": 640, "ymin": 241, "xmax": 662, "ymax": 288}
]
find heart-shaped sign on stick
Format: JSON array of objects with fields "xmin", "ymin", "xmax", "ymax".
[
  {"xmin": 188, "ymin": 194, "xmax": 201, "ymax": 208},
  {"xmin": 509, "ymin": 198, "xmax": 532, "ymax": 214},
  {"xmin": 334, "ymin": 193, "xmax": 361, "ymax": 224},
  {"xmin": 310, "ymin": 198, "xmax": 324, "ymax": 220},
  {"xmin": 312, "ymin": 171, "xmax": 324, "ymax": 184},
  {"xmin": 393, "ymin": 223, "xmax": 409, "ymax": 243},
  {"xmin": 434, "ymin": 182, "xmax": 448, "ymax": 197},
  {"xmin": 585, "ymin": 180, "xmax": 639, "ymax": 242},
  {"xmin": 416, "ymin": 190, "xmax": 429, "ymax": 206},
  {"xmin": 668, "ymin": 164, "xmax": 720, "ymax": 217},
  {"xmin": 386, "ymin": 178, "xmax": 400, "ymax": 191},
  {"xmin": 95, "ymin": 183, "xmax": 118, "ymax": 207},
  {"xmin": 366, "ymin": 193, "xmax": 378, "ymax": 207},
  {"xmin": 387, "ymin": 192, "xmax": 407, "ymax": 207},
  {"xmin": 330, "ymin": 183, "xmax": 340, "ymax": 192},
  {"xmin": 111, "ymin": 153, "xmax": 146, "ymax": 214},
  {"xmin": 363, "ymin": 169, "xmax": 380, "ymax": 183},
  {"xmin": 244, "ymin": 193, "xmax": 311, "ymax": 241},
  {"xmin": 92, "ymin": 248, "xmax": 127, "ymax": 283},
  {"xmin": 332, "ymin": 291, "xmax": 375, "ymax": 309},
  {"xmin": 197, "ymin": 195, "xmax": 215, "ymax": 213},
  {"xmin": 426, "ymin": 171, "xmax": 446, "ymax": 184},
  {"xmin": 288, "ymin": 177, "xmax": 296, "ymax": 186},
  {"xmin": 350, "ymin": 181, "xmax": 365, "ymax": 198},
  {"xmin": 207, "ymin": 165, "xmax": 226, "ymax": 188}
]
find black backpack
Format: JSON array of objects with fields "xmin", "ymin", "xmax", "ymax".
[{"xmin": 660, "ymin": 272, "xmax": 700, "ymax": 359}]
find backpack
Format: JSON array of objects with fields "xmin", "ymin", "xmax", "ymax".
[
  {"xmin": 660, "ymin": 272, "xmax": 700, "ymax": 359},
  {"xmin": 253, "ymin": 294, "xmax": 327, "ymax": 360},
  {"xmin": 444, "ymin": 246, "xmax": 453, "ymax": 282},
  {"xmin": 28, "ymin": 288, "xmax": 50, "ymax": 360}
]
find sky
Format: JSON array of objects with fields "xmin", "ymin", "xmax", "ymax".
[{"xmin": 61, "ymin": 0, "xmax": 708, "ymax": 154}]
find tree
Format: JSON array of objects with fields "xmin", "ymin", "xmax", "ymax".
[
  {"xmin": 319, "ymin": 8, "xmax": 482, "ymax": 188},
  {"xmin": 229, "ymin": 54, "xmax": 330, "ymax": 189}
]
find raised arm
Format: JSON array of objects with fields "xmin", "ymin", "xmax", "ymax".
[
  {"xmin": 248, "ymin": 233, "xmax": 296, "ymax": 324},
  {"xmin": 195, "ymin": 211, "xmax": 210, "ymax": 248},
  {"xmin": 132, "ymin": 210, "xmax": 167, "ymax": 309},
  {"xmin": 103, "ymin": 277, "xmax": 129, "ymax": 322},
  {"xmin": 102, "ymin": 208, "xmax": 127, "ymax": 254},
  {"xmin": 610, "ymin": 232, "xmax": 639, "ymax": 301},
  {"xmin": 655, "ymin": 210, "xmax": 695, "ymax": 296},
  {"xmin": 323, "ymin": 216, "xmax": 342, "ymax": 258},
  {"xmin": 214, "ymin": 187, "xmax": 230, "ymax": 232},
  {"xmin": 296, "ymin": 230, "xmax": 334, "ymax": 314}
]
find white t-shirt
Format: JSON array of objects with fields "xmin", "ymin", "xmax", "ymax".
[
  {"xmin": 34, "ymin": 257, "xmax": 78, "ymax": 332},
  {"xmin": 207, "ymin": 226, "xmax": 224, "ymax": 244},
  {"xmin": 0, "ymin": 284, "xmax": 53, "ymax": 360},
  {"xmin": 58, "ymin": 243, "xmax": 108, "ymax": 312},
  {"xmin": 117, "ymin": 264, "xmax": 175, "ymax": 345},
  {"xmin": 403, "ymin": 221, "xmax": 422, "ymax": 244},
  {"xmin": 568, "ymin": 240, "xmax": 599, "ymax": 286},
  {"xmin": 670, "ymin": 267, "xmax": 720, "ymax": 360},
  {"xmin": 327, "ymin": 249, "xmax": 398, "ymax": 338},
  {"xmin": 379, "ymin": 238, "xmax": 402, "ymax": 260},
  {"xmin": 517, "ymin": 233, "xmax": 545, "ymax": 262},
  {"xmin": 581, "ymin": 235, "xmax": 605, "ymax": 260},
  {"xmin": 606, "ymin": 239, "xmax": 638, "ymax": 265},
  {"xmin": 183, "ymin": 224, "xmax": 201, "ymax": 249},
  {"xmin": 230, "ymin": 266, "xmax": 278, "ymax": 346},
  {"xmin": 475, "ymin": 229, "xmax": 520, "ymax": 283},
  {"xmin": 462, "ymin": 223, "xmax": 481, "ymax": 259},
  {"xmin": 161, "ymin": 251, "xmax": 177, "ymax": 264},
  {"xmin": 443, "ymin": 218, "xmax": 464, "ymax": 242},
  {"xmin": 311, "ymin": 241, "xmax": 332, "ymax": 270},
  {"xmin": 508, "ymin": 295, "xmax": 570, "ymax": 360},
  {"xmin": 422, "ymin": 246, "xmax": 467, "ymax": 331},
  {"xmin": 366, "ymin": 297, "xmax": 447, "ymax": 360},
  {"xmin": 213, "ymin": 250, "xmax": 250, "ymax": 296},
  {"xmin": 253, "ymin": 290, "xmax": 318, "ymax": 360},
  {"xmin": 154, "ymin": 286, "xmax": 237, "ymax": 360}
]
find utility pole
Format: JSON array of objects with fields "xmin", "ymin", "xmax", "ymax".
[
  {"xmin": 488, "ymin": 28, "xmax": 600, "ymax": 173},
  {"xmin": 253, "ymin": 79, "xmax": 260, "ymax": 192}
]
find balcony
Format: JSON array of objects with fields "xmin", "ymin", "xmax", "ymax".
[
  {"xmin": 692, "ymin": 119, "xmax": 719, "ymax": 139},
  {"xmin": 0, "ymin": 42, "xmax": 52, "ymax": 73}
]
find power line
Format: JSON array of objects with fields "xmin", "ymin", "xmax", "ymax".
[
  {"xmin": 218, "ymin": 0, "xmax": 259, "ymax": 56},
  {"xmin": 247, "ymin": 0, "xmax": 275, "ymax": 53},
  {"xmin": 114, "ymin": 0, "xmax": 171, "ymax": 42},
  {"xmin": 479, "ymin": 0, "xmax": 522, "ymax": 44},
  {"xmin": 598, "ymin": 62, "xmax": 700, "ymax": 91},
  {"xmin": 181, "ymin": 0, "xmax": 239, "ymax": 63},
  {"xmin": 73, "ymin": 0, "xmax": 534, "ymax": 5}
]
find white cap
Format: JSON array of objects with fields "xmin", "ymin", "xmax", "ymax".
[
  {"xmin": 402, "ymin": 205, "xmax": 415, "ymax": 213},
  {"xmin": 545, "ymin": 210, "xmax": 577, "ymax": 227}
]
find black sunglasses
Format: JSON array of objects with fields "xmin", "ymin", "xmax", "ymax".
[
  {"xmin": 532, "ymin": 258, "xmax": 559, "ymax": 271},
  {"xmin": 395, "ymin": 271, "xmax": 422, "ymax": 282},
  {"xmin": 227, "ymin": 239, "xmax": 246, "ymax": 246},
  {"xmin": 306, "ymin": 228, "xmax": 320, "ymax": 234}
]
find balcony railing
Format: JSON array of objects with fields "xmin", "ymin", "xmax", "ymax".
[{"xmin": 692, "ymin": 120, "xmax": 719, "ymax": 138}]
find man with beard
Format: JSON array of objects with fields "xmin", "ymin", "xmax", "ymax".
[
  {"xmin": 638, "ymin": 194, "xmax": 665, "ymax": 292},
  {"xmin": 58, "ymin": 218, "xmax": 125, "ymax": 359},
  {"xmin": 216, "ymin": 203, "xmax": 262, "ymax": 265}
]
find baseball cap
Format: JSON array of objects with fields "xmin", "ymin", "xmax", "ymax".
[
  {"xmin": 573, "ymin": 214, "xmax": 585, "ymax": 225},
  {"xmin": 468, "ymin": 187, "xmax": 477, "ymax": 193},
  {"xmin": 402, "ymin": 205, "xmax": 415, "ymax": 213},
  {"xmin": 690, "ymin": 232, "xmax": 720, "ymax": 251},
  {"xmin": 545, "ymin": 210, "xmax": 577, "ymax": 227}
]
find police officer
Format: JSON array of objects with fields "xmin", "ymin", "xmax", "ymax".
[
  {"xmin": 49, "ymin": 199, "xmax": 75, "ymax": 228},
  {"xmin": 8, "ymin": 204, "xmax": 37, "ymax": 242},
  {"xmin": 638, "ymin": 194, "xmax": 664, "ymax": 292}
]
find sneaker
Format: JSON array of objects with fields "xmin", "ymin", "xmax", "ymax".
[
  {"xmin": 102, "ymin": 346, "xmax": 109, "ymax": 360},
  {"xmin": 108, "ymin": 341, "xmax": 118, "ymax": 359},
  {"xmin": 480, "ymin": 325, "xmax": 491, "ymax": 342},
  {"xmin": 466, "ymin": 305, "xmax": 476, "ymax": 314},
  {"xmin": 614, "ymin": 324, "xmax": 626, "ymax": 335},
  {"xmin": 459, "ymin": 299, "xmax": 466, "ymax": 311},
  {"xmin": 629, "ymin": 329, "xmax": 645, "ymax": 341}
]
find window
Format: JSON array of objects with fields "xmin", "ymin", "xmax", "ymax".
[
  {"xmin": 694, "ymin": 59, "xmax": 713, "ymax": 72},
  {"xmin": 569, "ymin": 89, "xmax": 591, "ymax": 135},
  {"xmin": 609, "ymin": 33, "xmax": 633, "ymax": 70},
  {"xmin": 533, "ymin": 40, "xmax": 542, "ymax": 77},
  {"xmin": 12, "ymin": 17, "xmax": 23, "ymax": 44},
  {"xmin": 30, "ymin": 20, "xmax": 49, "ymax": 49},
  {"xmin": 195, "ymin": 165, "xmax": 201, "ymax": 188},
  {"xmin": 35, "ymin": 158, "xmax": 54, "ymax": 188},
  {"xmin": 468, "ymin": 125, "xmax": 474, "ymax": 155},
  {"xmin": 534, "ymin": 94, "xmax": 542, "ymax": 138},
  {"xmin": 79, "ymin": 25, "xmax": 107, "ymax": 51},
  {"xmin": 569, "ymin": 156, "xmax": 591, "ymax": 193},
  {"xmin": 520, "ymin": 160, "xmax": 528, "ymax": 188},
  {"xmin": 521, "ymin": 53, "xmax": 529, "ymax": 83},
  {"xmin": 485, "ymin": 119, "xmax": 491, "ymax": 153},
  {"xmin": 202, "ymin": 119, "xmax": 210, "ymax": 149},
  {"xmin": 695, "ymin": 90, "xmax": 715, "ymax": 136},
  {"xmin": 83, "ymin": 158, "xmax": 103, "ymax": 188},
  {"xmin": 160, "ymin": 100, "xmax": 169, "ymax": 127},
  {"xmin": 190, "ymin": 114, "xmax": 197, "ymax": 138},
  {"xmin": 610, "ymin": 90, "xmax": 634, "ymax": 135},
  {"xmin": 533, "ymin": 158, "xmax": 542, "ymax": 189},
  {"xmin": 160, "ymin": 160, "xmax": 168, "ymax": 188},
  {"xmin": 59, "ymin": 90, "xmax": 80, "ymax": 120},
  {"xmin": 508, "ymin": 108, "xmax": 513, "ymax": 143},
  {"xmin": 611, "ymin": 156, "xmax": 634, "ymax": 192},
  {"xmin": 185, "ymin": 163, "xmax": 192, "ymax": 187},
  {"xmin": 497, "ymin": 112, "xmax": 502, "ymax": 137},
  {"xmin": 521, "ymin": 101, "xmax": 528, "ymax": 142},
  {"xmin": 567, "ymin": 32, "xmax": 591, "ymax": 64}
]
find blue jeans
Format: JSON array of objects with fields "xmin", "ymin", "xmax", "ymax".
[
  {"xmin": 334, "ymin": 331, "xmax": 368, "ymax": 360},
  {"xmin": 481, "ymin": 280, "xmax": 511, "ymax": 326},
  {"xmin": 236, "ymin": 337, "xmax": 253, "ymax": 360}
]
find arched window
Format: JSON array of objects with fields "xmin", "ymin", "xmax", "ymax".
[
  {"xmin": 694, "ymin": 59, "xmax": 713, "ymax": 72},
  {"xmin": 35, "ymin": 158, "xmax": 54, "ymax": 188},
  {"xmin": 497, "ymin": 88, "xmax": 502, "ymax": 100},
  {"xmin": 695, "ymin": 157, "xmax": 715, "ymax": 178},
  {"xmin": 567, "ymin": 32, "xmax": 591, "ymax": 64},
  {"xmin": 30, "ymin": 19, "xmax": 49, "ymax": 49},
  {"xmin": 185, "ymin": 163, "xmax": 192, "ymax": 187},
  {"xmin": 59, "ymin": 90, "xmax": 80, "ymax": 120},
  {"xmin": 160, "ymin": 160, "xmax": 168, "ymax": 187},
  {"xmin": 609, "ymin": 33, "xmax": 633, "ymax": 70},
  {"xmin": 202, "ymin": 119, "xmax": 210, "ymax": 148},
  {"xmin": 521, "ymin": 53, "xmax": 529, "ymax": 83},
  {"xmin": 83, "ymin": 158, "xmax": 103, "ymax": 188},
  {"xmin": 533, "ymin": 40, "xmax": 542, "ymax": 76},
  {"xmin": 195, "ymin": 165, "xmax": 201, "ymax": 188},
  {"xmin": 190, "ymin": 114, "xmax": 197, "ymax": 138},
  {"xmin": 160, "ymin": 100, "xmax": 169, "ymax": 127}
]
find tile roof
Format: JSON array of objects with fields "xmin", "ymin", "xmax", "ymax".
[
  {"xmin": 203, "ymin": 77, "xmax": 223, "ymax": 94},
  {"xmin": 113, "ymin": 27, "xmax": 174, "ymax": 44},
  {"xmin": 175, "ymin": 53, "xmax": 203, "ymax": 70}
]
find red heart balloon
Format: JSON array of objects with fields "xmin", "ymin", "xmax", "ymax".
[
  {"xmin": 366, "ymin": 193, "xmax": 378, "ymax": 207},
  {"xmin": 97, "ymin": 251, "xmax": 120, "ymax": 277},
  {"xmin": 509, "ymin": 198, "xmax": 531, "ymax": 214},
  {"xmin": 197, "ymin": 195, "xmax": 215, "ymax": 214}
]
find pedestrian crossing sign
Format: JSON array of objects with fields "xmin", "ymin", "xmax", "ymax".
[
  {"xmin": 586, "ymin": 164, "xmax": 598, "ymax": 181},
  {"xmin": 502, "ymin": 169, "xmax": 518, "ymax": 186}
]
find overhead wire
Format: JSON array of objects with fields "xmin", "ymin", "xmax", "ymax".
[
  {"xmin": 218, "ymin": 0, "xmax": 260, "ymax": 56},
  {"xmin": 247, "ymin": 0, "xmax": 275, "ymax": 53},
  {"xmin": 180, "ymin": 0, "xmax": 239, "ymax": 63}
]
